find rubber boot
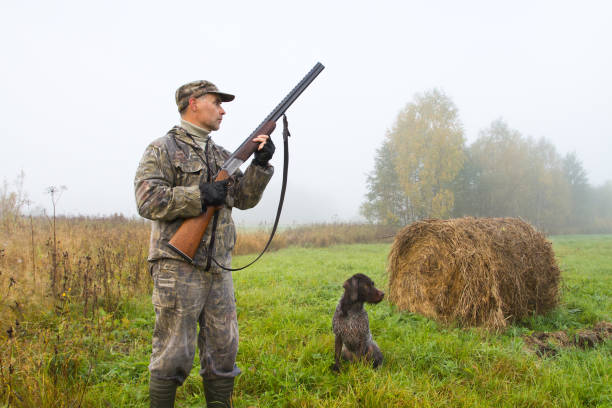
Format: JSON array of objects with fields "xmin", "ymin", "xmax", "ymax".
[
  {"xmin": 203, "ymin": 377, "xmax": 234, "ymax": 408},
  {"xmin": 149, "ymin": 377, "xmax": 177, "ymax": 408}
]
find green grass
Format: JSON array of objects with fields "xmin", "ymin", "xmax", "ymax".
[
  {"xmin": 8, "ymin": 236, "xmax": 612, "ymax": 407},
  {"xmin": 548, "ymin": 235, "xmax": 612, "ymax": 328}
]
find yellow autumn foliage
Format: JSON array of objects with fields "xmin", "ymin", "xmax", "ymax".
[{"xmin": 389, "ymin": 89, "xmax": 465, "ymax": 220}]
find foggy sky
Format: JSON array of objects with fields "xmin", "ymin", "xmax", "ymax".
[{"xmin": 1, "ymin": 0, "xmax": 611, "ymax": 225}]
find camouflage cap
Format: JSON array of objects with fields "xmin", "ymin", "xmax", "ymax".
[{"xmin": 175, "ymin": 80, "xmax": 235, "ymax": 111}]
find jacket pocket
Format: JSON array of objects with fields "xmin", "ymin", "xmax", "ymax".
[
  {"xmin": 174, "ymin": 158, "xmax": 204, "ymax": 186},
  {"xmin": 176, "ymin": 159, "xmax": 203, "ymax": 173}
]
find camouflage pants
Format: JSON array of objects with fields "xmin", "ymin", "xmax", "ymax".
[{"xmin": 148, "ymin": 259, "xmax": 241, "ymax": 384}]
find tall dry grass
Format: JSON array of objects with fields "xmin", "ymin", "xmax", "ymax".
[
  {"xmin": 0, "ymin": 215, "xmax": 151, "ymax": 312},
  {"xmin": 0, "ymin": 214, "xmax": 151, "ymax": 406},
  {"xmin": 234, "ymin": 222, "xmax": 397, "ymax": 255}
]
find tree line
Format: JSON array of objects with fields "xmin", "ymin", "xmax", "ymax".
[{"xmin": 361, "ymin": 89, "xmax": 612, "ymax": 234}]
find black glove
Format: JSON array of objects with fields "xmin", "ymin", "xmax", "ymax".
[
  {"xmin": 199, "ymin": 179, "xmax": 230, "ymax": 209},
  {"xmin": 252, "ymin": 137, "xmax": 275, "ymax": 167}
]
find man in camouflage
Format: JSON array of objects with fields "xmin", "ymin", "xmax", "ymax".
[{"xmin": 135, "ymin": 80, "xmax": 275, "ymax": 407}]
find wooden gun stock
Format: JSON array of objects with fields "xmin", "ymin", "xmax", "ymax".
[{"xmin": 167, "ymin": 62, "xmax": 324, "ymax": 263}]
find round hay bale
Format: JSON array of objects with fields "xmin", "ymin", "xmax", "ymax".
[{"xmin": 387, "ymin": 217, "xmax": 560, "ymax": 330}]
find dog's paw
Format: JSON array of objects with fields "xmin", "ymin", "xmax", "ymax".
[{"xmin": 330, "ymin": 362, "xmax": 341, "ymax": 373}]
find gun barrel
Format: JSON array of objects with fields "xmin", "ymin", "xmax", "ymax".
[
  {"xmin": 228, "ymin": 62, "xmax": 325, "ymax": 163},
  {"xmin": 252, "ymin": 62, "xmax": 325, "ymax": 134}
]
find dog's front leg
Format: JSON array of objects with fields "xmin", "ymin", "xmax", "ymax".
[
  {"xmin": 367, "ymin": 342, "xmax": 383, "ymax": 368},
  {"xmin": 331, "ymin": 334, "xmax": 343, "ymax": 372}
]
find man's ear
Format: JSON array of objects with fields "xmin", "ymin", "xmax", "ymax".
[{"xmin": 189, "ymin": 97, "xmax": 198, "ymax": 112}]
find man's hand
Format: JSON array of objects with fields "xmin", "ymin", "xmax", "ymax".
[
  {"xmin": 199, "ymin": 179, "xmax": 230, "ymax": 209},
  {"xmin": 252, "ymin": 134, "xmax": 275, "ymax": 167}
]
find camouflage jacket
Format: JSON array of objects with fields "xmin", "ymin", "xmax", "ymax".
[{"xmin": 134, "ymin": 126, "xmax": 273, "ymax": 270}]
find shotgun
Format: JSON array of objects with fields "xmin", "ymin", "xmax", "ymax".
[{"xmin": 168, "ymin": 62, "xmax": 325, "ymax": 263}]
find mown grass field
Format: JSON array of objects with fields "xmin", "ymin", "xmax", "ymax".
[{"xmin": 2, "ymin": 233, "xmax": 611, "ymax": 407}]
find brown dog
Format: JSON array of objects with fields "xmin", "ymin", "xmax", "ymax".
[{"xmin": 331, "ymin": 273, "xmax": 384, "ymax": 371}]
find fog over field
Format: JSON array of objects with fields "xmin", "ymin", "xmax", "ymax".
[{"xmin": 1, "ymin": 1, "xmax": 610, "ymax": 225}]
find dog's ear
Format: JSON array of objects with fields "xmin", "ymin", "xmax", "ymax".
[{"xmin": 343, "ymin": 276, "xmax": 359, "ymax": 302}]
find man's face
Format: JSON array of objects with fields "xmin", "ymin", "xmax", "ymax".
[{"xmin": 189, "ymin": 93, "xmax": 225, "ymax": 131}]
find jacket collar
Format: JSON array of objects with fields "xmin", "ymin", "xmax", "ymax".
[{"xmin": 170, "ymin": 126, "xmax": 213, "ymax": 151}]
